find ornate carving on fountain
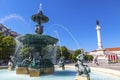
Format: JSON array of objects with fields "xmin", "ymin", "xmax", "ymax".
[
  {"xmin": 31, "ymin": 11, "xmax": 49, "ymax": 25},
  {"xmin": 31, "ymin": 10, "xmax": 49, "ymax": 34},
  {"xmin": 16, "ymin": 67, "xmax": 29, "ymax": 74},
  {"xmin": 35, "ymin": 25, "xmax": 43, "ymax": 34},
  {"xmin": 17, "ymin": 58, "xmax": 31, "ymax": 67}
]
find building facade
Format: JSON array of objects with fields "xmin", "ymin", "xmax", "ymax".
[
  {"xmin": 0, "ymin": 24, "xmax": 19, "ymax": 37},
  {"xmin": 90, "ymin": 48, "xmax": 120, "ymax": 63}
]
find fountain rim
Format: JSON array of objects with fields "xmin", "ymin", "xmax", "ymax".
[
  {"xmin": 64, "ymin": 65, "xmax": 120, "ymax": 77},
  {"xmin": 0, "ymin": 65, "xmax": 120, "ymax": 77}
]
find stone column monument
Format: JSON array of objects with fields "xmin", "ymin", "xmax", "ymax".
[
  {"xmin": 95, "ymin": 20, "xmax": 106, "ymax": 63},
  {"xmin": 96, "ymin": 20, "xmax": 103, "ymax": 50}
]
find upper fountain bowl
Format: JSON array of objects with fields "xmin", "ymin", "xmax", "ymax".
[
  {"xmin": 16, "ymin": 34, "xmax": 58, "ymax": 51},
  {"xmin": 31, "ymin": 11, "xmax": 49, "ymax": 25}
]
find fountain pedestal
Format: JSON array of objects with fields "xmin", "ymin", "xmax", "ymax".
[
  {"xmin": 29, "ymin": 67, "xmax": 54, "ymax": 77},
  {"xmin": 29, "ymin": 69, "xmax": 40, "ymax": 77},
  {"xmin": 75, "ymin": 76, "xmax": 90, "ymax": 80},
  {"xmin": 44, "ymin": 67, "xmax": 54, "ymax": 74},
  {"xmin": 16, "ymin": 67, "xmax": 28, "ymax": 74}
]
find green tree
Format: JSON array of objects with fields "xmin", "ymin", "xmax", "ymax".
[
  {"xmin": 0, "ymin": 33, "xmax": 4, "ymax": 60},
  {"xmin": 56, "ymin": 46, "xmax": 62, "ymax": 60},
  {"xmin": 85, "ymin": 54, "xmax": 93, "ymax": 61},
  {"xmin": 57, "ymin": 46, "xmax": 70, "ymax": 60},
  {"xmin": 20, "ymin": 45, "xmax": 30, "ymax": 58},
  {"xmin": 71, "ymin": 49, "xmax": 81, "ymax": 62},
  {"xmin": 0, "ymin": 32, "xmax": 3, "ymax": 52},
  {"xmin": 0, "ymin": 36, "xmax": 16, "ymax": 60},
  {"xmin": 69, "ymin": 53, "xmax": 73, "ymax": 60}
]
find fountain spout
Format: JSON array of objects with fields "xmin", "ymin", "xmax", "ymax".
[
  {"xmin": 39, "ymin": 3, "xmax": 42, "ymax": 11},
  {"xmin": 31, "ymin": 4, "xmax": 49, "ymax": 34}
]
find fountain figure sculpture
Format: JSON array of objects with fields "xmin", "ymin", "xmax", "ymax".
[
  {"xmin": 31, "ymin": 10, "xmax": 49, "ymax": 34},
  {"xmin": 58, "ymin": 56, "xmax": 65, "ymax": 70},
  {"xmin": 75, "ymin": 50, "xmax": 90, "ymax": 80},
  {"xmin": 8, "ymin": 56, "xmax": 16, "ymax": 70}
]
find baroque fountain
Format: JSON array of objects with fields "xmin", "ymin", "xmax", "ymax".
[{"xmin": 11, "ymin": 6, "xmax": 58, "ymax": 77}]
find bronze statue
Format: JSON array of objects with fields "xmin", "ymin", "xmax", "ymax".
[
  {"xmin": 75, "ymin": 50, "xmax": 90, "ymax": 77},
  {"xmin": 35, "ymin": 25, "xmax": 43, "ymax": 34},
  {"xmin": 58, "ymin": 56, "xmax": 65, "ymax": 70},
  {"xmin": 96, "ymin": 20, "xmax": 99, "ymax": 25}
]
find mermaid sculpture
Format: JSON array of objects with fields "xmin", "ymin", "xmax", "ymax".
[{"xmin": 75, "ymin": 50, "xmax": 90, "ymax": 77}]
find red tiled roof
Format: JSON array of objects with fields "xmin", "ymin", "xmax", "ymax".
[
  {"xmin": 105, "ymin": 47, "xmax": 120, "ymax": 51},
  {"xmin": 91, "ymin": 50, "xmax": 97, "ymax": 52},
  {"xmin": 91, "ymin": 47, "xmax": 120, "ymax": 52}
]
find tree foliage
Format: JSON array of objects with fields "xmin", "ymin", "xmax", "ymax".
[
  {"xmin": 57, "ymin": 46, "xmax": 70, "ymax": 60},
  {"xmin": 71, "ymin": 49, "xmax": 81, "ymax": 62},
  {"xmin": 0, "ymin": 35, "xmax": 16, "ymax": 60},
  {"xmin": 20, "ymin": 45, "xmax": 30, "ymax": 58},
  {"xmin": 85, "ymin": 54, "xmax": 93, "ymax": 61}
]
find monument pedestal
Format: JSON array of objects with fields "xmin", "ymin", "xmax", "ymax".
[
  {"xmin": 96, "ymin": 49, "xmax": 105, "ymax": 56},
  {"xmin": 16, "ymin": 67, "xmax": 28, "ymax": 74},
  {"xmin": 29, "ymin": 69, "xmax": 40, "ymax": 77},
  {"xmin": 44, "ymin": 67, "xmax": 54, "ymax": 74},
  {"xmin": 75, "ymin": 76, "xmax": 90, "ymax": 80},
  {"xmin": 96, "ymin": 49, "xmax": 108, "ymax": 63}
]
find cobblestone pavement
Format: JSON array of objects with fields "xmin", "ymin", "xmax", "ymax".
[{"xmin": 67, "ymin": 63, "xmax": 120, "ymax": 71}]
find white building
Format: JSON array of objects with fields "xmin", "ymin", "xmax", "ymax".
[{"xmin": 90, "ymin": 47, "xmax": 120, "ymax": 63}]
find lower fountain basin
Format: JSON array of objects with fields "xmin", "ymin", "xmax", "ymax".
[{"xmin": 0, "ymin": 69, "xmax": 120, "ymax": 80}]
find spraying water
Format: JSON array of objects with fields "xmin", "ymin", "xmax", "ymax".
[
  {"xmin": 39, "ymin": 3, "xmax": 42, "ymax": 11},
  {"xmin": 0, "ymin": 14, "xmax": 31, "ymax": 33},
  {"xmin": 14, "ymin": 35, "xmax": 23, "ymax": 63},
  {"xmin": 46, "ymin": 24, "xmax": 81, "ymax": 49},
  {"xmin": 43, "ymin": 44, "xmax": 57, "ymax": 64},
  {"xmin": 54, "ymin": 30, "xmax": 63, "ymax": 56}
]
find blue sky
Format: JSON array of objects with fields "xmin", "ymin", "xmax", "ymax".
[{"xmin": 0, "ymin": 0, "xmax": 120, "ymax": 52}]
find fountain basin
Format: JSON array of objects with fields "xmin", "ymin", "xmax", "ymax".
[{"xmin": 0, "ymin": 67, "xmax": 120, "ymax": 80}]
